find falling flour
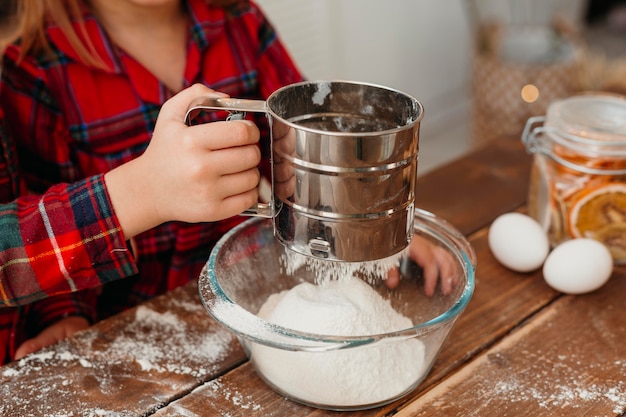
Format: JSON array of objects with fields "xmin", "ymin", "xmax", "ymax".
[
  {"xmin": 251, "ymin": 275, "xmax": 426, "ymax": 407},
  {"xmin": 280, "ymin": 247, "xmax": 407, "ymax": 285}
]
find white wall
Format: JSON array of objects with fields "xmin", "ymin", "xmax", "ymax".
[{"xmin": 255, "ymin": 0, "xmax": 474, "ymax": 140}]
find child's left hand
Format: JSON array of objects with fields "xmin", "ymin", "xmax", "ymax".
[
  {"xmin": 14, "ymin": 316, "xmax": 90, "ymax": 360},
  {"xmin": 386, "ymin": 235, "xmax": 458, "ymax": 297}
]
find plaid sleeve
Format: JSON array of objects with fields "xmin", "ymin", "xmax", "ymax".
[
  {"xmin": 0, "ymin": 175, "xmax": 138, "ymax": 307},
  {"xmin": 0, "ymin": 52, "xmax": 138, "ymax": 307}
]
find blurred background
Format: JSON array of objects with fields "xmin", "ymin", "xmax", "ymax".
[
  {"xmin": 2, "ymin": 0, "xmax": 625, "ymax": 174},
  {"xmin": 256, "ymin": 0, "xmax": 626, "ymax": 173}
]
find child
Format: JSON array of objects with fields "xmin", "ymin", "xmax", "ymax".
[{"xmin": 1, "ymin": 0, "xmax": 455, "ymax": 363}]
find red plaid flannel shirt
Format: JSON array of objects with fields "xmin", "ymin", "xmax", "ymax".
[
  {"xmin": 0, "ymin": 108, "xmax": 117, "ymax": 364},
  {"xmin": 0, "ymin": 0, "xmax": 303, "ymax": 364}
]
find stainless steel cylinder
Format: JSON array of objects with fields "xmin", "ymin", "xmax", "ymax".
[{"xmin": 186, "ymin": 81, "xmax": 424, "ymax": 262}]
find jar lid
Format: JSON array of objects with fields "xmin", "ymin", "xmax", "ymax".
[{"xmin": 546, "ymin": 94, "xmax": 626, "ymax": 142}]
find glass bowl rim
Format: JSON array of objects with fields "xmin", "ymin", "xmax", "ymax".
[{"xmin": 199, "ymin": 208, "xmax": 476, "ymax": 352}]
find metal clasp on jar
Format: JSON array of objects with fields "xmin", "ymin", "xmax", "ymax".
[{"xmin": 522, "ymin": 116, "xmax": 626, "ymax": 176}]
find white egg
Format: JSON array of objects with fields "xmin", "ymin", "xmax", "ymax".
[
  {"xmin": 543, "ymin": 238, "xmax": 613, "ymax": 294},
  {"xmin": 488, "ymin": 212, "xmax": 549, "ymax": 272}
]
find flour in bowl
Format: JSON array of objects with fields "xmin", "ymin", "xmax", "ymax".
[{"xmin": 251, "ymin": 275, "xmax": 426, "ymax": 407}]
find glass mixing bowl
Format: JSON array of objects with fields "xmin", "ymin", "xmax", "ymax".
[{"xmin": 198, "ymin": 208, "xmax": 476, "ymax": 411}]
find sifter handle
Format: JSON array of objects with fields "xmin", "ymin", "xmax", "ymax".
[
  {"xmin": 185, "ymin": 97, "xmax": 273, "ymax": 218},
  {"xmin": 184, "ymin": 97, "xmax": 267, "ymax": 125}
]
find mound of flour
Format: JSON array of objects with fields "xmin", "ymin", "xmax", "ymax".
[{"xmin": 251, "ymin": 275, "xmax": 426, "ymax": 407}]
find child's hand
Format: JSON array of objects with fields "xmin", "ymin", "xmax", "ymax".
[
  {"xmin": 14, "ymin": 316, "xmax": 90, "ymax": 360},
  {"xmin": 106, "ymin": 84, "xmax": 263, "ymax": 238},
  {"xmin": 386, "ymin": 235, "xmax": 458, "ymax": 296}
]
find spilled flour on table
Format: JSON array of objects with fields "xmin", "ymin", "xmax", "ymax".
[
  {"xmin": 202, "ymin": 380, "xmax": 263, "ymax": 412},
  {"xmin": 106, "ymin": 306, "xmax": 232, "ymax": 374},
  {"xmin": 164, "ymin": 378, "xmax": 266, "ymax": 416},
  {"xmin": 0, "ymin": 301, "xmax": 237, "ymax": 417},
  {"xmin": 474, "ymin": 352, "xmax": 626, "ymax": 415}
]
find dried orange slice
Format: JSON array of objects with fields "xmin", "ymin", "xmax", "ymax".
[
  {"xmin": 567, "ymin": 182, "xmax": 626, "ymax": 261},
  {"xmin": 594, "ymin": 223, "xmax": 626, "ymax": 261},
  {"xmin": 553, "ymin": 144, "xmax": 626, "ymax": 176}
]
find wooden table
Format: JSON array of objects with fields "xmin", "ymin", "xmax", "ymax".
[{"xmin": 1, "ymin": 137, "xmax": 624, "ymax": 416}]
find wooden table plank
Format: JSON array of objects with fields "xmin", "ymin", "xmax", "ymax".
[
  {"xmin": 395, "ymin": 265, "xmax": 626, "ymax": 417},
  {"xmin": 0, "ymin": 283, "xmax": 246, "ymax": 416},
  {"xmin": 151, "ymin": 361, "xmax": 319, "ymax": 417}
]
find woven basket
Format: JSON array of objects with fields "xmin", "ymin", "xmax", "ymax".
[{"xmin": 471, "ymin": 48, "xmax": 580, "ymax": 146}]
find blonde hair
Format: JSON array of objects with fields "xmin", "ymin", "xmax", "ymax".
[
  {"xmin": 7, "ymin": 0, "xmax": 243, "ymax": 69},
  {"xmin": 5, "ymin": 0, "xmax": 107, "ymax": 69}
]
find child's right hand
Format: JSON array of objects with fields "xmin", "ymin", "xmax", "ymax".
[{"xmin": 105, "ymin": 84, "xmax": 262, "ymax": 239}]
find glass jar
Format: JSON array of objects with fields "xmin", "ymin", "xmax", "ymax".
[{"xmin": 522, "ymin": 94, "xmax": 626, "ymax": 264}]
